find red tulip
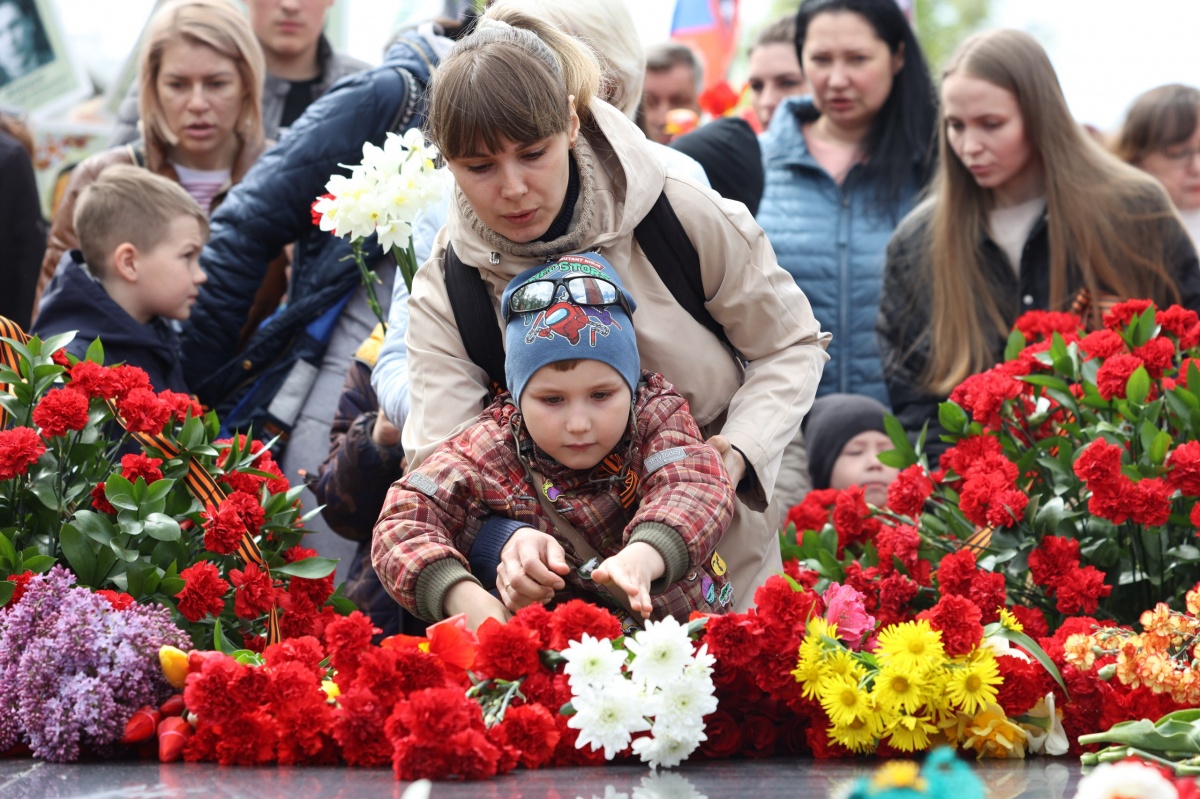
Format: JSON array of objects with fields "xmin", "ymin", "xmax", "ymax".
[
  {"xmin": 157, "ymin": 716, "xmax": 192, "ymax": 762},
  {"xmin": 159, "ymin": 694, "xmax": 185, "ymax": 717},
  {"xmin": 120, "ymin": 706, "xmax": 161, "ymax": 744}
]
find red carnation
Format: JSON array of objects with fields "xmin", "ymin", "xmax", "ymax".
[
  {"xmin": 1169, "ymin": 442, "xmax": 1200, "ymax": 496},
  {"xmin": 488, "ymin": 704, "xmax": 560, "ymax": 769},
  {"xmin": 1129, "ymin": 477, "xmax": 1173, "ymax": 526},
  {"xmin": 985, "ymin": 488, "xmax": 1029, "ymax": 528},
  {"xmin": 876, "ymin": 572, "xmax": 919, "ymax": 627},
  {"xmin": 940, "ymin": 435, "xmax": 1004, "ymax": 479},
  {"xmin": 473, "ymin": 617, "xmax": 542, "ymax": 681},
  {"xmin": 117, "ymin": 388, "xmax": 172, "ymax": 435},
  {"xmin": 90, "ymin": 482, "xmax": 117, "ymax": 514},
  {"xmin": 32, "ymin": 388, "xmax": 90, "ymax": 437},
  {"xmin": 1158, "ymin": 304, "xmax": 1200, "ymax": 340},
  {"xmin": 1079, "ymin": 329, "xmax": 1127, "ymax": 360},
  {"xmin": 202, "ymin": 501, "xmax": 246, "ymax": 555},
  {"xmin": 4, "ymin": 571, "xmax": 33, "ymax": 608},
  {"xmin": 223, "ymin": 490, "xmax": 265, "ymax": 536},
  {"xmin": 176, "ymin": 562, "xmax": 230, "ymax": 622},
  {"xmin": 510, "ymin": 602, "xmax": 554, "ymax": 649},
  {"xmin": 158, "ymin": 390, "xmax": 203, "ymax": 422},
  {"xmin": 995, "ymin": 654, "xmax": 1048, "ymax": 716},
  {"xmin": 66, "ymin": 360, "xmax": 119, "ymax": 399},
  {"xmin": 230, "ymin": 562, "xmax": 276, "ymax": 619},
  {"xmin": 1133, "ymin": 336, "xmax": 1176, "ymax": 379},
  {"xmin": 95, "ymin": 589, "xmax": 135, "ymax": 610},
  {"xmin": 1013, "ymin": 310, "xmax": 1081, "ymax": 342},
  {"xmin": 785, "ymin": 488, "xmax": 839, "ymax": 533},
  {"xmin": 1055, "ymin": 565, "xmax": 1112, "ymax": 615},
  {"xmin": 704, "ymin": 614, "xmax": 764, "ymax": 669},
  {"xmin": 698, "ymin": 710, "xmax": 744, "ymax": 759},
  {"xmin": 887, "ymin": 465, "xmax": 934, "ymax": 518},
  {"xmin": 968, "ymin": 570, "xmax": 1007, "ymax": 624},
  {"xmin": 1095, "ymin": 354, "xmax": 1146, "ymax": 400},
  {"xmin": 548, "ymin": 599, "xmax": 622, "ymax": 650},
  {"xmin": 120, "ymin": 453, "xmax": 163, "ymax": 484},
  {"xmin": 1073, "ymin": 438, "xmax": 1124, "ymax": 486},
  {"xmin": 937, "ymin": 549, "xmax": 978, "ymax": 597},
  {"xmin": 832, "ymin": 486, "xmax": 879, "ymax": 553},
  {"xmin": 284, "ymin": 544, "xmax": 334, "ymax": 605},
  {"xmin": 1103, "ymin": 298, "xmax": 1155, "ymax": 330},
  {"xmin": 333, "ymin": 685, "xmax": 394, "ymax": 767},
  {"xmin": 958, "ymin": 471, "xmax": 1012, "ymax": 528},
  {"xmin": 1028, "ymin": 536, "xmax": 1081, "ymax": 589},
  {"xmin": 1088, "ymin": 475, "xmax": 1136, "ymax": 524},
  {"xmin": 949, "ymin": 368, "xmax": 1023, "ymax": 428},
  {"xmin": 109, "ymin": 364, "xmax": 152, "ymax": 400},
  {"xmin": 917, "ymin": 594, "xmax": 983, "ymax": 657},
  {"xmin": 0, "ymin": 426, "xmax": 45, "ymax": 481}
]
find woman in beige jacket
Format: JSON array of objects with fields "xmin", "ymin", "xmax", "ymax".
[{"xmin": 386, "ymin": 3, "xmax": 830, "ymax": 624}]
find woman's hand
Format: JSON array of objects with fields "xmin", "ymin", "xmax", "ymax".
[
  {"xmin": 371, "ymin": 411, "xmax": 401, "ymax": 448},
  {"xmin": 706, "ymin": 434, "xmax": 746, "ymax": 488},
  {"xmin": 443, "ymin": 580, "xmax": 511, "ymax": 630},
  {"xmin": 496, "ymin": 528, "xmax": 570, "ymax": 610},
  {"xmin": 590, "ymin": 542, "xmax": 665, "ymax": 620}
]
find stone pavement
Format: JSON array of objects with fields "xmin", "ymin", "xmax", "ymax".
[{"xmin": 0, "ymin": 757, "xmax": 1084, "ymax": 799}]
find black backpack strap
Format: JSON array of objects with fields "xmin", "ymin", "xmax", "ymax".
[
  {"xmin": 126, "ymin": 141, "xmax": 147, "ymax": 169},
  {"xmin": 444, "ymin": 242, "xmax": 507, "ymax": 390},
  {"xmin": 635, "ymin": 190, "xmax": 731, "ymax": 349}
]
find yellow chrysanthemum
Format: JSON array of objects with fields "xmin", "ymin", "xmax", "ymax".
[
  {"xmin": 829, "ymin": 713, "xmax": 883, "ymax": 754},
  {"xmin": 824, "ymin": 649, "xmax": 867, "ymax": 684},
  {"xmin": 819, "ymin": 674, "xmax": 873, "ymax": 728},
  {"xmin": 793, "ymin": 648, "xmax": 825, "ymax": 697},
  {"xmin": 946, "ymin": 650, "xmax": 1001, "ymax": 716},
  {"xmin": 875, "ymin": 620, "xmax": 945, "ymax": 673},
  {"xmin": 872, "ymin": 666, "xmax": 927, "ymax": 715},
  {"xmin": 884, "ymin": 712, "xmax": 939, "ymax": 753},
  {"xmin": 871, "ymin": 761, "xmax": 927, "ymax": 792},
  {"xmin": 963, "ymin": 704, "xmax": 1028, "ymax": 759},
  {"xmin": 998, "ymin": 607, "xmax": 1024, "ymax": 633},
  {"xmin": 807, "ymin": 616, "xmax": 839, "ymax": 643}
]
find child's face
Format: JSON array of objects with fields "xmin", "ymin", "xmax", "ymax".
[
  {"xmin": 132, "ymin": 216, "xmax": 208, "ymax": 322},
  {"xmin": 829, "ymin": 430, "xmax": 900, "ymax": 507},
  {"xmin": 520, "ymin": 360, "xmax": 632, "ymax": 471}
]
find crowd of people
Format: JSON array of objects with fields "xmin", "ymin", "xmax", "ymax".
[{"xmin": 3, "ymin": 0, "xmax": 1200, "ymax": 636}]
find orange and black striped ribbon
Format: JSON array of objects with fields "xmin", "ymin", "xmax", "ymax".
[{"xmin": 0, "ymin": 315, "xmax": 280, "ymax": 645}]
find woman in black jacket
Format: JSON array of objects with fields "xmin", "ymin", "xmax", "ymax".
[{"xmin": 878, "ymin": 29, "xmax": 1200, "ymax": 461}]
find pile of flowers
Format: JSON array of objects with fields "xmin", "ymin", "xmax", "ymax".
[
  {"xmin": 0, "ymin": 567, "xmax": 187, "ymax": 761},
  {"xmin": 0, "ymin": 331, "xmax": 343, "ymax": 650}
]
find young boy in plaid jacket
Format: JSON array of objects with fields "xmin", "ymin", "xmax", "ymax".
[{"xmin": 372, "ymin": 252, "xmax": 735, "ymax": 629}]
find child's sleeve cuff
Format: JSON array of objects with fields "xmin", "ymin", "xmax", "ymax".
[
  {"xmin": 415, "ymin": 558, "xmax": 479, "ymax": 622},
  {"xmin": 629, "ymin": 521, "xmax": 690, "ymax": 594}
]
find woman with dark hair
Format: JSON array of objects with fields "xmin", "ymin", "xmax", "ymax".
[
  {"xmin": 1114, "ymin": 84, "xmax": 1200, "ymax": 246},
  {"xmin": 879, "ymin": 31, "xmax": 1200, "ymax": 461},
  {"xmin": 756, "ymin": 0, "xmax": 937, "ymax": 508}
]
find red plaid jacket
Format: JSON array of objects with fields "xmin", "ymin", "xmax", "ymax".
[{"xmin": 372, "ymin": 372, "xmax": 736, "ymax": 622}]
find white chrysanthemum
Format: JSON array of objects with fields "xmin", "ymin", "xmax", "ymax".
[
  {"xmin": 562, "ymin": 633, "xmax": 627, "ymax": 690},
  {"xmin": 624, "ymin": 616, "xmax": 695, "ymax": 690},
  {"xmin": 633, "ymin": 771, "xmax": 706, "ymax": 799},
  {"xmin": 652, "ymin": 675, "xmax": 717, "ymax": 736},
  {"xmin": 569, "ymin": 681, "xmax": 650, "ymax": 759},
  {"xmin": 631, "ymin": 730, "xmax": 703, "ymax": 771},
  {"xmin": 1075, "ymin": 761, "xmax": 1176, "ymax": 799}
]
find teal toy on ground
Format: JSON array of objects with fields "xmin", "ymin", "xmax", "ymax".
[{"xmin": 839, "ymin": 748, "xmax": 985, "ymax": 799}]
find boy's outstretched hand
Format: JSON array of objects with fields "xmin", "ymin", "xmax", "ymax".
[
  {"xmin": 443, "ymin": 580, "xmax": 511, "ymax": 630},
  {"xmin": 590, "ymin": 542, "xmax": 665, "ymax": 620}
]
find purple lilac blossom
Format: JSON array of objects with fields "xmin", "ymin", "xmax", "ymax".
[{"xmin": 0, "ymin": 566, "xmax": 190, "ymax": 761}]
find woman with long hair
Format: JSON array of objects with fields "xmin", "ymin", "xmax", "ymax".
[
  {"xmin": 1114, "ymin": 84, "xmax": 1200, "ymax": 246},
  {"xmin": 35, "ymin": 0, "xmax": 265, "ymax": 314},
  {"xmin": 878, "ymin": 30, "xmax": 1200, "ymax": 459},
  {"xmin": 756, "ymin": 0, "xmax": 937, "ymax": 507},
  {"xmin": 372, "ymin": 2, "xmax": 829, "ymax": 626}
]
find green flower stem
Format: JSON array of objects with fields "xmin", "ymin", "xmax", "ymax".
[
  {"xmin": 346, "ymin": 240, "xmax": 388, "ymax": 333},
  {"xmin": 390, "ymin": 236, "xmax": 420, "ymax": 295}
]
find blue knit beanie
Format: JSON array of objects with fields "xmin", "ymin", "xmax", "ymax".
[{"xmin": 502, "ymin": 252, "xmax": 640, "ymax": 405}]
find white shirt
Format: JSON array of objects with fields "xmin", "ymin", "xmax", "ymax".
[{"xmin": 988, "ymin": 196, "xmax": 1046, "ymax": 274}]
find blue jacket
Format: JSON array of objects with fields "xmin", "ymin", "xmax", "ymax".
[
  {"xmin": 33, "ymin": 251, "xmax": 189, "ymax": 393},
  {"xmin": 180, "ymin": 33, "xmax": 441, "ymax": 424},
  {"xmin": 756, "ymin": 96, "xmax": 922, "ymax": 405}
]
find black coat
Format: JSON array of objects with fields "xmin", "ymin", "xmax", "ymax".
[
  {"xmin": 0, "ymin": 131, "xmax": 45, "ymax": 330},
  {"xmin": 877, "ymin": 197, "xmax": 1200, "ymax": 462}
]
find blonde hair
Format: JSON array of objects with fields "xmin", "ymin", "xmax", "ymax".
[
  {"xmin": 74, "ymin": 165, "xmax": 209, "ymax": 277},
  {"xmin": 138, "ymin": 0, "xmax": 265, "ymax": 157},
  {"xmin": 426, "ymin": 1, "xmax": 603, "ymax": 160},
  {"xmin": 1114, "ymin": 84, "xmax": 1200, "ymax": 166},
  {"xmin": 922, "ymin": 29, "xmax": 1181, "ymax": 394},
  {"xmin": 507, "ymin": 0, "xmax": 643, "ymax": 120}
]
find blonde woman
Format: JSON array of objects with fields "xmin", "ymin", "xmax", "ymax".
[
  {"xmin": 1114, "ymin": 84, "xmax": 1200, "ymax": 247},
  {"xmin": 878, "ymin": 30, "xmax": 1200, "ymax": 460},
  {"xmin": 372, "ymin": 2, "xmax": 829, "ymax": 625},
  {"xmin": 35, "ymin": 0, "xmax": 265, "ymax": 314}
]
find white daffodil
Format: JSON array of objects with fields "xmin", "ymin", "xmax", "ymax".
[
  {"xmin": 1021, "ymin": 691, "xmax": 1069, "ymax": 756},
  {"xmin": 562, "ymin": 633, "xmax": 628, "ymax": 691}
]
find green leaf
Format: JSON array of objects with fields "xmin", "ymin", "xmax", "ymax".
[
  {"xmin": 160, "ymin": 576, "xmax": 185, "ymax": 596},
  {"xmin": 109, "ymin": 538, "xmax": 140, "ymax": 563},
  {"xmin": 22, "ymin": 555, "xmax": 56, "ymax": 573},
  {"xmin": 938, "ymin": 402, "xmax": 969, "ymax": 436},
  {"xmin": 72, "ymin": 510, "xmax": 117, "ymax": 545},
  {"xmin": 1134, "ymin": 304, "xmax": 1160, "ymax": 347},
  {"xmin": 273, "ymin": 557, "xmax": 338, "ymax": 579},
  {"xmin": 105, "ymin": 474, "xmax": 139, "ymax": 512},
  {"xmin": 1078, "ymin": 710, "xmax": 1200, "ymax": 753},
  {"xmin": 1127, "ymin": 365, "xmax": 1151, "ymax": 406},
  {"xmin": 329, "ymin": 595, "xmax": 358, "ymax": 615},
  {"xmin": 1150, "ymin": 431, "xmax": 1173, "ymax": 466},
  {"xmin": 1033, "ymin": 497, "xmax": 1069, "ymax": 533},
  {"xmin": 1004, "ymin": 329, "xmax": 1028, "ymax": 362},
  {"xmin": 85, "ymin": 337, "xmax": 105, "ymax": 364},
  {"xmin": 0, "ymin": 531, "xmax": 16, "ymax": 568},
  {"xmin": 877, "ymin": 448, "xmax": 912, "ymax": 469},
  {"xmin": 883, "ymin": 412, "xmax": 918, "ymax": 463},
  {"xmin": 143, "ymin": 479, "xmax": 175, "ymax": 505},
  {"xmin": 59, "ymin": 524, "xmax": 97, "ymax": 586},
  {"xmin": 212, "ymin": 618, "xmax": 239, "ymax": 655},
  {"xmin": 143, "ymin": 513, "xmax": 181, "ymax": 542},
  {"xmin": 984, "ymin": 624, "xmax": 1068, "ymax": 697},
  {"xmin": 0, "ymin": 581, "xmax": 13, "ymax": 607}
]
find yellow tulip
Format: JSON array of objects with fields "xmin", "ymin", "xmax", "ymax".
[{"xmin": 159, "ymin": 645, "xmax": 189, "ymax": 689}]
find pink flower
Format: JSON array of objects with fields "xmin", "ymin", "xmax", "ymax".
[{"xmin": 821, "ymin": 582, "xmax": 875, "ymax": 651}]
